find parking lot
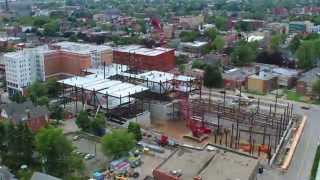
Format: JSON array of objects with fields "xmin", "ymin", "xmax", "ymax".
[{"xmin": 66, "ymin": 133, "xmax": 109, "ymax": 176}]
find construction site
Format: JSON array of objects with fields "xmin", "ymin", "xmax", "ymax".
[{"xmin": 57, "ymin": 59, "xmax": 303, "ymax": 167}]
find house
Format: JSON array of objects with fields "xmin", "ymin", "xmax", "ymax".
[
  {"xmin": 180, "ymin": 41, "xmax": 208, "ymax": 55},
  {"xmin": 247, "ymin": 71, "xmax": 277, "ymax": 94},
  {"xmin": 203, "ymin": 53, "xmax": 229, "ymax": 66},
  {"xmin": 30, "ymin": 172, "xmax": 61, "ymax": 180},
  {"xmin": 153, "ymin": 145, "xmax": 259, "ymax": 180},
  {"xmin": 296, "ymin": 67, "xmax": 320, "ymax": 95},
  {"xmin": 223, "ymin": 67, "xmax": 255, "ymax": 89},
  {"xmin": 289, "ymin": 21, "xmax": 314, "ymax": 33},
  {"xmin": 0, "ymin": 101, "xmax": 49, "ymax": 132},
  {"xmin": 0, "ymin": 166, "xmax": 16, "ymax": 180},
  {"xmin": 272, "ymin": 67, "xmax": 299, "ymax": 88}
]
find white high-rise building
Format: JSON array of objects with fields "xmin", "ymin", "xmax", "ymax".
[{"xmin": 4, "ymin": 46, "xmax": 49, "ymax": 95}]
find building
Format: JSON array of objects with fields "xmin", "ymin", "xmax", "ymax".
[
  {"xmin": 0, "ymin": 166, "xmax": 16, "ymax": 180},
  {"xmin": 153, "ymin": 145, "xmax": 259, "ymax": 180},
  {"xmin": 272, "ymin": 67, "xmax": 299, "ymax": 88},
  {"xmin": 172, "ymin": 15, "xmax": 204, "ymax": 29},
  {"xmin": 223, "ymin": 67, "xmax": 255, "ymax": 89},
  {"xmin": 31, "ymin": 172, "xmax": 61, "ymax": 180},
  {"xmin": 203, "ymin": 53, "xmax": 229, "ymax": 66},
  {"xmin": 113, "ymin": 45, "xmax": 175, "ymax": 71},
  {"xmin": 247, "ymin": 71, "xmax": 277, "ymax": 94},
  {"xmin": 296, "ymin": 67, "xmax": 320, "ymax": 95},
  {"xmin": 311, "ymin": 25, "xmax": 320, "ymax": 33},
  {"xmin": 180, "ymin": 41, "xmax": 208, "ymax": 55},
  {"xmin": 289, "ymin": 21, "xmax": 314, "ymax": 33},
  {"xmin": 4, "ymin": 42, "xmax": 112, "ymax": 95},
  {"xmin": 0, "ymin": 101, "xmax": 49, "ymax": 132}
]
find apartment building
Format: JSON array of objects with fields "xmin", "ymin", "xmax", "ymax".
[{"xmin": 4, "ymin": 42, "xmax": 112, "ymax": 95}]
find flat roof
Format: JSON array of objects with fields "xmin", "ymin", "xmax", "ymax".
[
  {"xmin": 181, "ymin": 41, "xmax": 208, "ymax": 47},
  {"xmin": 53, "ymin": 41, "xmax": 112, "ymax": 55},
  {"xmin": 157, "ymin": 146, "xmax": 259, "ymax": 180},
  {"xmin": 85, "ymin": 64, "xmax": 129, "ymax": 79},
  {"xmin": 114, "ymin": 45, "xmax": 173, "ymax": 56},
  {"xmin": 200, "ymin": 150, "xmax": 259, "ymax": 180},
  {"xmin": 157, "ymin": 148, "xmax": 216, "ymax": 179},
  {"xmin": 58, "ymin": 75, "xmax": 148, "ymax": 98},
  {"xmin": 137, "ymin": 71, "xmax": 195, "ymax": 83}
]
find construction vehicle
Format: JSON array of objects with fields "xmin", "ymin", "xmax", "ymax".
[
  {"xmin": 190, "ymin": 116, "xmax": 211, "ymax": 138},
  {"xmin": 157, "ymin": 135, "xmax": 169, "ymax": 146}
]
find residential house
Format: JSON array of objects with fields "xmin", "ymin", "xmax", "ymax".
[
  {"xmin": 31, "ymin": 172, "xmax": 61, "ymax": 180},
  {"xmin": 0, "ymin": 101, "xmax": 49, "ymax": 132},
  {"xmin": 296, "ymin": 67, "xmax": 320, "ymax": 95},
  {"xmin": 247, "ymin": 71, "xmax": 277, "ymax": 94},
  {"xmin": 223, "ymin": 67, "xmax": 256, "ymax": 89}
]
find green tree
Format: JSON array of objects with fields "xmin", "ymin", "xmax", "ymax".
[
  {"xmin": 212, "ymin": 35, "xmax": 225, "ymax": 51},
  {"xmin": 179, "ymin": 31, "xmax": 199, "ymax": 42},
  {"xmin": 178, "ymin": 64, "xmax": 187, "ymax": 73},
  {"xmin": 28, "ymin": 81, "xmax": 48, "ymax": 104},
  {"xmin": 203, "ymin": 65, "xmax": 223, "ymax": 88},
  {"xmin": 312, "ymin": 79, "xmax": 320, "ymax": 99},
  {"xmin": 46, "ymin": 78, "xmax": 61, "ymax": 97},
  {"xmin": 10, "ymin": 93, "xmax": 27, "ymax": 103},
  {"xmin": 50, "ymin": 104, "xmax": 64, "ymax": 125},
  {"xmin": 231, "ymin": 41, "xmax": 258, "ymax": 66},
  {"xmin": 76, "ymin": 111, "xmax": 91, "ymax": 132},
  {"xmin": 214, "ymin": 16, "xmax": 228, "ymax": 31},
  {"xmin": 38, "ymin": 96, "xmax": 49, "ymax": 107},
  {"xmin": 127, "ymin": 122, "xmax": 142, "ymax": 141},
  {"xmin": 269, "ymin": 34, "xmax": 282, "ymax": 52},
  {"xmin": 43, "ymin": 21, "xmax": 60, "ymax": 37},
  {"xmin": 296, "ymin": 41, "xmax": 316, "ymax": 70},
  {"xmin": 204, "ymin": 28, "xmax": 218, "ymax": 41},
  {"xmin": 101, "ymin": 129, "xmax": 136, "ymax": 158},
  {"xmin": 35, "ymin": 127, "xmax": 84, "ymax": 178},
  {"xmin": 192, "ymin": 60, "xmax": 207, "ymax": 69},
  {"xmin": 289, "ymin": 35, "xmax": 301, "ymax": 53},
  {"xmin": 3, "ymin": 123, "xmax": 34, "ymax": 171},
  {"xmin": 91, "ymin": 113, "xmax": 105, "ymax": 136}
]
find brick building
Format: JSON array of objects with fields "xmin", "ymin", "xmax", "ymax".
[
  {"xmin": 4, "ymin": 42, "xmax": 112, "ymax": 95},
  {"xmin": 113, "ymin": 45, "xmax": 175, "ymax": 71}
]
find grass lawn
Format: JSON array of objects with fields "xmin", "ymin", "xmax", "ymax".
[{"xmin": 286, "ymin": 90, "xmax": 303, "ymax": 102}]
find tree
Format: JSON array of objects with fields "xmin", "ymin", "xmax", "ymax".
[
  {"xmin": 46, "ymin": 78, "xmax": 61, "ymax": 97},
  {"xmin": 101, "ymin": 129, "xmax": 136, "ymax": 158},
  {"xmin": 75, "ymin": 111, "xmax": 91, "ymax": 132},
  {"xmin": 43, "ymin": 21, "xmax": 60, "ymax": 37},
  {"xmin": 28, "ymin": 82, "xmax": 48, "ymax": 104},
  {"xmin": 127, "ymin": 122, "xmax": 142, "ymax": 141},
  {"xmin": 214, "ymin": 16, "xmax": 228, "ymax": 31},
  {"xmin": 178, "ymin": 64, "xmax": 187, "ymax": 73},
  {"xmin": 203, "ymin": 65, "xmax": 223, "ymax": 88},
  {"xmin": 91, "ymin": 113, "xmax": 105, "ymax": 136},
  {"xmin": 35, "ymin": 127, "xmax": 84, "ymax": 178},
  {"xmin": 50, "ymin": 104, "xmax": 63, "ymax": 125},
  {"xmin": 312, "ymin": 79, "xmax": 320, "ymax": 99},
  {"xmin": 3, "ymin": 123, "xmax": 34, "ymax": 171},
  {"xmin": 212, "ymin": 35, "xmax": 225, "ymax": 51},
  {"xmin": 179, "ymin": 31, "xmax": 199, "ymax": 42},
  {"xmin": 192, "ymin": 60, "xmax": 207, "ymax": 69},
  {"xmin": 231, "ymin": 41, "xmax": 258, "ymax": 66},
  {"xmin": 289, "ymin": 35, "xmax": 301, "ymax": 53},
  {"xmin": 37, "ymin": 96, "xmax": 49, "ymax": 107},
  {"xmin": 10, "ymin": 93, "xmax": 27, "ymax": 103},
  {"xmin": 269, "ymin": 34, "xmax": 282, "ymax": 53},
  {"xmin": 204, "ymin": 28, "xmax": 218, "ymax": 41},
  {"xmin": 296, "ymin": 41, "xmax": 316, "ymax": 70}
]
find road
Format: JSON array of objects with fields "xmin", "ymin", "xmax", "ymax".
[{"xmin": 260, "ymin": 104, "xmax": 320, "ymax": 180}]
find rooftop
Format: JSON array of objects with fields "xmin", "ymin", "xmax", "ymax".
[
  {"xmin": 156, "ymin": 145, "xmax": 259, "ymax": 180},
  {"xmin": 298, "ymin": 67, "xmax": 320, "ymax": 85},
  {"xmin": 114, "ymin": 45, "xmax": 173, "ymax": 56},
  {"xmin": 53, "ymin": 41, "xmax": 112, "ymax": 55},
  {"xmin": 181, "ymin": 41, "xmax": 208, "ymax": 48}
]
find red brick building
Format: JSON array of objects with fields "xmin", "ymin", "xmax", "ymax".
[{"xmin": 113, "ymin": 45, "xmax": 175, "ymax": 71}]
